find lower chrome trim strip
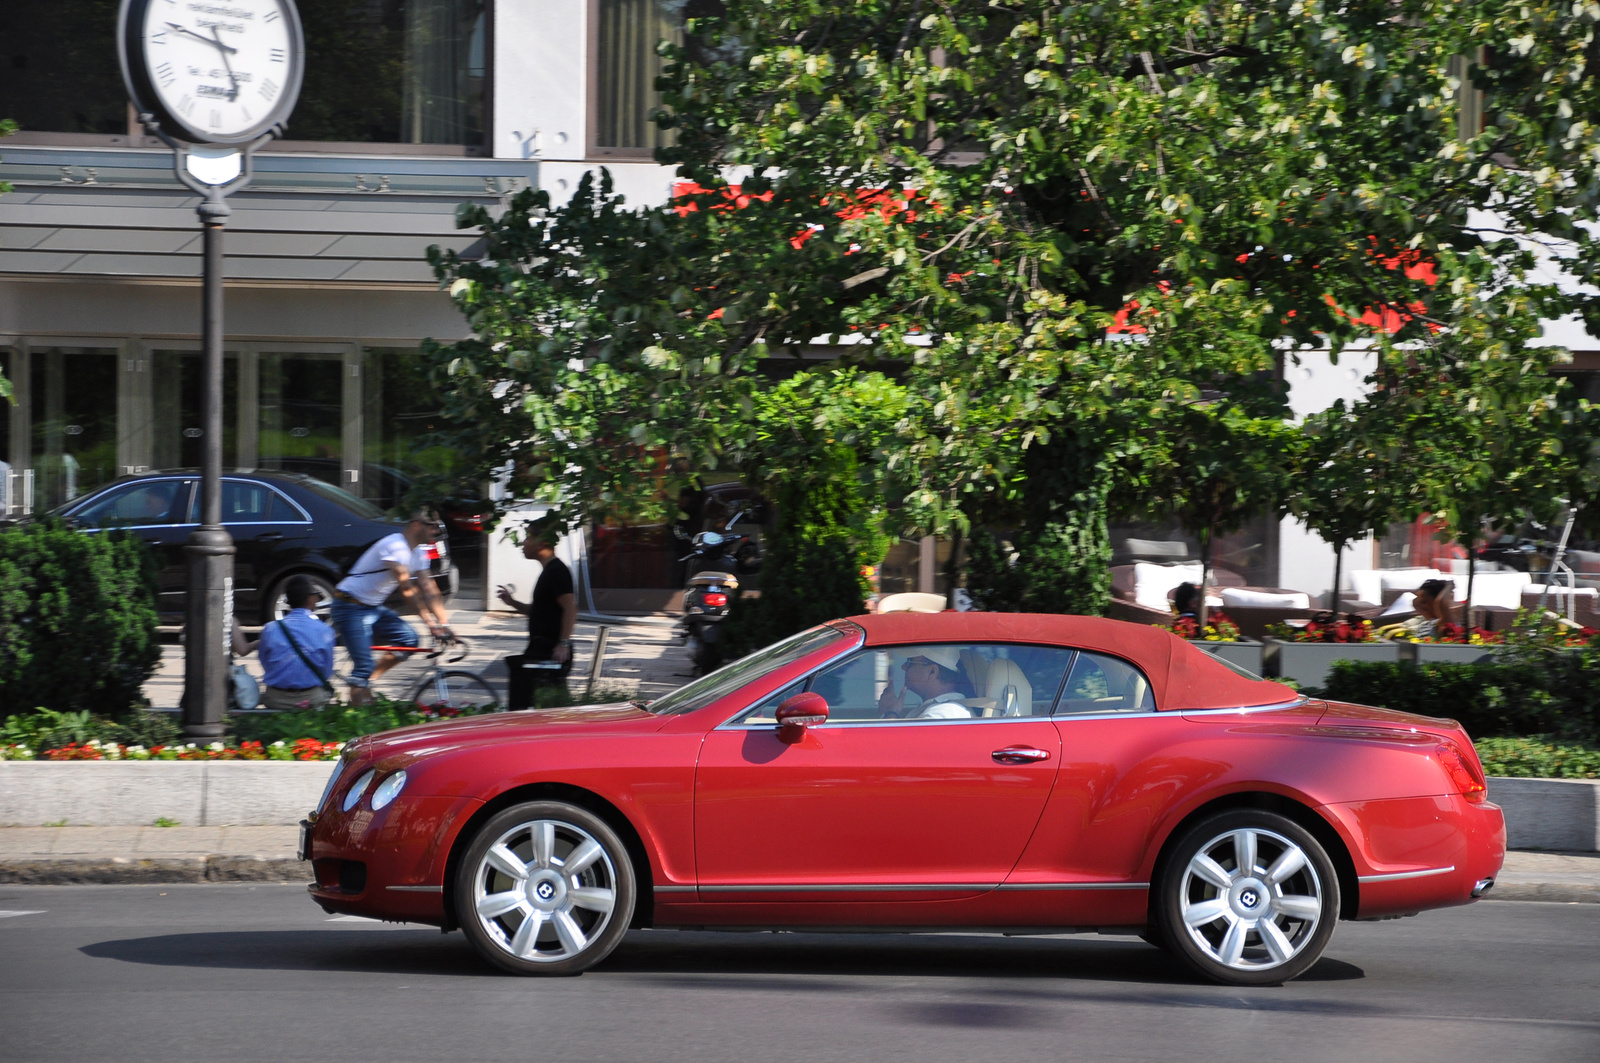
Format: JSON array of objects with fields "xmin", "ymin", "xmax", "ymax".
[
  {"xmin": 1357, "ymin": 865, "xmax": 1456, "ymax": 884},
  {"xmin": 699, "ymin": 883, "xmax": 995, "ymax": 893},
  {"xmin": 996, "ymin": 882, "xmax": 1150, "ymax": 891},
  {"xmin": 385, "ymin": 885, "xmax": 444, "ymax": 893}
]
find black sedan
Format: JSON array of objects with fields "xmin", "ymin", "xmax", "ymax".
[{"xmin": 49, "ymin": 471, "xmax": 455, "ymax": 624}]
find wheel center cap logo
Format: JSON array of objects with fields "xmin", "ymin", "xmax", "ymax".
[
  {"xmin": 536, "ymin": 882, "xmax": 555, "ymax": 900},
  {"xmin": 1239, "ymin": 888, "xmax": 1259, "ymax": 908}
]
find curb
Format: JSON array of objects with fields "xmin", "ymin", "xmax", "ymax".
[{"xmin": 0, "ymin": 856, "xmax": 308, "ymax": 885}]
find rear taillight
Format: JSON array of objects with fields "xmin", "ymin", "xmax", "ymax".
[
  {"xmin": 1437, "ymin": 742, "xmax": 1487, "ymax": 802},
  {"xmin": 703, "ymin": 592, "xmax": 728, "ymax": 607},
  {"xmin": 424, "ymin": 542, "xmax": 442, "ymax": 561}
]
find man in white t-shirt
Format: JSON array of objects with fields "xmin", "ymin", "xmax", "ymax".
[
  {"xmin": 876, "ymin": 645, "xmax": 975, "ymax": 719},
  {"xmin": 330, "ymin": 510, "xmax": 453, "ymax": 704}
]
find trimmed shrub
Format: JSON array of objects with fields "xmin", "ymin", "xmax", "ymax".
[
  {"xmin": 0, "ymin": 520, "xmax": 161, "ymax": 719},
  {"xmin": 1322, "ymin": 652, "xmax": 1600, "ymax": 743},
  {"xmin": 1475, "ymin": 736, "xmax": 1600, "ymax": 780}
]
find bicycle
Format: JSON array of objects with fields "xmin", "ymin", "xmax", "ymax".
[{"xmin": 369, "ymin": 636, "xmax": 502, "ymax": 710}]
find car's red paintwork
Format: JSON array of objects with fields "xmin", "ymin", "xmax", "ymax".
[{"xmin": 305, "ymin": 614, "xmax": 1506, "ymax": 932}]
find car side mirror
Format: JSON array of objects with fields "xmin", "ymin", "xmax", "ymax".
[{"xmin": 775, "ymin": 692, "xmax": 828, "ymax": 741}]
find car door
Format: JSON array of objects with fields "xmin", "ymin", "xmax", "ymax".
[
  {"xmin": 694, "ymin": 641, "xmax": 1074, "ymax": 903},
  {"xmin": 207, "ymin": 478, "xmax": 313, "ymax": 616},
  {"xmin": 67, "ymin": 477, "xmax": 196, "ymax": 618}
]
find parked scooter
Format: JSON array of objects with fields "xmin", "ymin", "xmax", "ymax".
[{"xmin": 677, "ymin": 511, "xmax": 760, "ymax": 674}]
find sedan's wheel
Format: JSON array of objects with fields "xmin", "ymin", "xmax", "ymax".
[
  {"xmin": 455, "ymin": 801, "xmax": 636, "ymax": 975},
  {"xmin": 1157, "ymin": 810, "xmax": 1339, "ymax": 986},
  {"xmin": 265, "ymin": 573, "xmax": 336, "ymax": 625}
]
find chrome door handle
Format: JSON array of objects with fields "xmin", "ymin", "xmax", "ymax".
[{"xmin": 992, "ymin": 746, "xmax": 1050, "ymax": 764}]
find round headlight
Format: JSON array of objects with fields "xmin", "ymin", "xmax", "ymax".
[
  {"xmin": 342, "ymin": 768, "xmax": 376, "ymax": 812},
  {"xmin": 370, "ymin": 770, "xmax": 408, "ymax": 811}
]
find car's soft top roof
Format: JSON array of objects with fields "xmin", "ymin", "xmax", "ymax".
[{"xmin": 842, "ymin": 612, "xmax": 1294, "ymax": 711}]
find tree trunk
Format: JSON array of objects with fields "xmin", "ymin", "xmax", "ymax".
[
  {"xmin": 1198, "ymin": 523, "xmax": 1213, "ymax": 631},
  {"xmin": 1464, "ymin": 532, "xmax": 1477, "ymax": 642},
  {"xmin": 1330, "ymin": 540, "xmax": 1345, "ymax": 619}
]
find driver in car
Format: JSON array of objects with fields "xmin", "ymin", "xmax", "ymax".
[{"xmin": 877, "ymin": 646, "xmax": 974, "ymax": 719}]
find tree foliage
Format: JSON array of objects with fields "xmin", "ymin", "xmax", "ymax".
[{"xmin": 420, "ymin": 0, "xmax": 1600, "ymax": 622}]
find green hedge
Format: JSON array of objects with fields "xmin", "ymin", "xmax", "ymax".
[
  {"xmin": 0, "ymin": 520, "xmax": 161, "ymax": 719},
  {"xmin": 1321, "ymin": 650, "xmax": 1600, "ymax": 744},
  {"xmin": 1474, "ymin": 736, "xmax": 1600, "ymax": 779}
]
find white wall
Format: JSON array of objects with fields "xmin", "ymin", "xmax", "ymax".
[
  {"xmin": 1279, "ymin": 345, "xmax": 1380, "ymax": 603},
  {"xmin": 494, "ymin": 0, "xmax": 588, "ymax": 162},
  {"xmin": 484, "ymin": 502, "xmax": 583, "ymax": 610}
]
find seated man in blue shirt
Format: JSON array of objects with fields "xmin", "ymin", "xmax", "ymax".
[{"xmin": 257, "ymin": 575, "xmax": 338, "ymax": 710}]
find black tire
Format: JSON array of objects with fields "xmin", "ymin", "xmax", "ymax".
[
  {"xmin": 407, "ymin": 670, "xmax": 500, "ymax": 710},
  {"xmin": 1155, "ymin": 810, "xmax": 1339, "ymax": 986},
  {"xmin": 454, "ymin": 800, "xmax": 636, "ymax": 975},
  {"xmin": 263, "ymin": 572, "xmax": 336, "ymax": 625}
]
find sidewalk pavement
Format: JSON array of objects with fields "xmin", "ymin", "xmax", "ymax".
[
  {"xmin": 2, "ymin": 827, "xmax": 1597, "ymax": 899},
  {"xmin": 144, "ymin": 610, "xmax": 695, "ymax": 709}
]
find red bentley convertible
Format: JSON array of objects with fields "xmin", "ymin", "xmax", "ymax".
[{"xmin": 302, "ymin": 613, "xmax": 1505, "ymax": 985}]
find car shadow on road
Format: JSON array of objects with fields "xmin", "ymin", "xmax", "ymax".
[
  {"xmin": 81, "ymin": 927, "xmax": 1364, "ymax": 989},
  {"xmin": 598, "ymin": 930, "xmax": 1366, "ymax": 987}
]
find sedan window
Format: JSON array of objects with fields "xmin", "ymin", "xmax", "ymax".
[
  {"xmin": 70, "ymin": 480, "xmax": 188, "ymax": 527},
  {"xmin": 187, "ymin": 480, "xmax": 305, "ymax": 524},
  {"xmin": 1055, "ymin": 651, "xmax": 1156, "ymax": 714}
]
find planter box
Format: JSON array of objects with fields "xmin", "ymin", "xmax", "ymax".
[
  {"xmin": 1400, "ymin": 642, "xmax": 1502, "ymax": 666},
  {"xmin": 1260, "ymin": 638, "xmax": 1402, "ymax": 689},
  {"xmin": 1187, "ymin": 640, "xmax": 1265, "ymax": 677},
  {"xmin": 1488, "ymin": 777, "xmax": 1600, "ymax": 852},
  {"xmin": 0, "ymin": 762, "xmax": 331, "ymax": 827}
]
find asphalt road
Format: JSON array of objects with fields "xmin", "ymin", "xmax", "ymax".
[{"xmin": 1, "ymin": 886, "xmax": 1596, "ymax": 1063}]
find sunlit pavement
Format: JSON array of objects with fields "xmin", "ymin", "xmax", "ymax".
[
  {"xmin": 143, "ymin": 611, "xmax": 695, "ymax": 709},
  {"xmin": 0, "ymin": 885, "xmax": 1595, "ymax": 1063}
]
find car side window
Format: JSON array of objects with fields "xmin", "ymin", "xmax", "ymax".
[
  {"xmin": 1054, "ymin": 651, "xmax": 1156, "ymax": 715},
  {"xmin": 733, "ymin": 643, "xmax": 1076, "ymax": 724},
  {"xmin": 188, "ymin": 480, "xmax": 297, "ymax": 524},
  {"xmin": 72, "ymin": 480, "xmax": 187, "ymax": 527},
  {"xmin": 267, "ymin": 489, "xmax": 308, "ymax": 523},
  {"xmin": 737, "ymin": 681, "xmax": 804, "ymax": 725}
]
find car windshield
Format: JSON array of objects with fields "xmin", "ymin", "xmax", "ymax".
[
  {"xmin": 643, "ymin": 624, "xmax": 852, "ymax": 716},
  {"xmin": 292, "ymin": 476, "xmax": 389, "ymax": 520}
]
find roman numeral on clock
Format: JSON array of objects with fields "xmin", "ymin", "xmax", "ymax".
[
  {"xmin": 151, "ymin": 30, "xmax": 167, "ymax": 46},
  {"xmin": 264, "ymin": 9, "xmax": 279, "ymax": 21},
  {"xmin": 209, "ymin": 109, "xmax": 221, "ymax": 129},
  {"xmin": 179, "ymin": 95, "xmax": 196, "ymax": 117},
  {"xmin": 154, "ymin": 61, "xmax": 176, "ymax": 87},
  {"xmin": 270, "ymin": 48, "xmax": 285, "ymax": 63},
  {"xmin": 260, "ymin": 78, "xmax": 279, "ymax": 102}
]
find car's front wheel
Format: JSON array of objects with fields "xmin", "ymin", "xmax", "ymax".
[
  {"xmin": 455, "ymin": 801, "xmax": 636, "ymax": 975},
  {"xmin": 1155, "ymin": 810, "xmax": 1339, "ymax": 986}
]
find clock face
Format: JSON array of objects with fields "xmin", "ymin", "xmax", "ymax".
[{"xmin": 126, "ymin": 0, "xmax": 303, "ymax": 143}]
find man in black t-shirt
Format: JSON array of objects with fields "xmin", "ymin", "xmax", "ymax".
[{"xmin": 497, "ymin": 513, "xmax": 577, "ymax": 709}]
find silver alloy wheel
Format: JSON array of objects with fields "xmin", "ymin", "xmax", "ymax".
[
  {"xmin": 1178, "ymin": 827, "xmax": 1323, "ymax": 972},
  {"xmin": 469, "ymin": 817, "xmax": 619, "ymax": 964}
]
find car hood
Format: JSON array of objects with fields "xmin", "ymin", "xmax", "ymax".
[{"xmin": 349, "ymin": 702, "xmax": 663, "ymax": 764}]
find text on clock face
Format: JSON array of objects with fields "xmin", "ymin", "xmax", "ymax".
[{"xmin": 138, "ymin": 0, "xmax": 298, "ymax": 140}]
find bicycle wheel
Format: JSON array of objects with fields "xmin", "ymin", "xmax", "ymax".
[{"xmin": 408, "ymin": 670, "xmax": 502, "ymax": 710}]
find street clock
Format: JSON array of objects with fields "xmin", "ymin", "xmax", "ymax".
[{"xmin": 119, "ymin": 0, "xmax": 304, "ymax": 145}]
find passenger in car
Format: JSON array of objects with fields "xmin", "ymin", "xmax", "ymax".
[{"xmin": 877, "ymin": 646, "xmax": 976, "ymax": 719}]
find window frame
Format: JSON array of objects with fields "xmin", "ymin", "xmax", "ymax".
[
  {"xmin": 718, "ymin": 641, "xmax": 1091, "ymax": 729},
  {"xmin": 586, "ymin": 0, "xmax": 673, "ymax": 160}
]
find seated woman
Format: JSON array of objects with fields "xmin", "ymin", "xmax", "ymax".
[
  {"xmin": 876, "ymin": 646, "xmax": 975, "ymax": 718},
  {"xmin": 1378, "ymin": 578, "xmax": 1456, "ymax": 640}
]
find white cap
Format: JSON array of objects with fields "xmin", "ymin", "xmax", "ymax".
[{"xmin": 906, "ymin": 645, "xmax": 962, "ymax": 671}]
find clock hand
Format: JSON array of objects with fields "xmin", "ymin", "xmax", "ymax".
[
  {"xmin": 164, "ymin": 22, "xmax": 238, "ymax": 54},
  {"xmin": 208, "ymin": 26, "xmax": 241, "ymax": 102}
]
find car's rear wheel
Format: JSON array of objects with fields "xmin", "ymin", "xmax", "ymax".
[
  {"xmin": 265, "ymin": 572, "xmax": 336, "ymax": 625},
  {"xmin": 1155, "ymin": 810, "xmax": 1339, "ymax": 986},
  {"xmin": 455, "ymin": 801, "xmax": 635, "ymax": 975}
]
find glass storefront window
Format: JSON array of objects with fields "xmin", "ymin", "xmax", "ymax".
[
  {"xmin": 0, "ymin": 0, "xmax": 488, "ymax": 148},
  {"xmin": 362, "ymin": 347, "xmax": 466, "ymax": 512},
  {"xmin": 29, "ymin": 348, "xmax": 119, "ymax": 511},
  {"xmin": 257, "ymin": 352, "xmax": 345, "ymax": 489},
  {"xmin": 0, "ymin": 2, "xmax": 127, "ymax": 136},
  {"xmin": 150, "ymin": 350, "xmax": 239, "ymax": 472}
]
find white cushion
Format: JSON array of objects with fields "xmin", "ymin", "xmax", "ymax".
[
  {"xmin": 1461, "ymin": 571, "xmax": 1531, "ymax": 608},
  {"xmin": 1525, "ymin": 585, "xmax": 1599, "ymax": 598},
  {"xmin": 1220, "ymin": 588, "xmax": 1311, "ymax": 610},
  {"xmin": 1379, "ymin": 567, "xmax": 1448, "ymax": 591},
  {"xmin": 1132, "ymin": 562, "xmax": 1203, "ymax": 611}
]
